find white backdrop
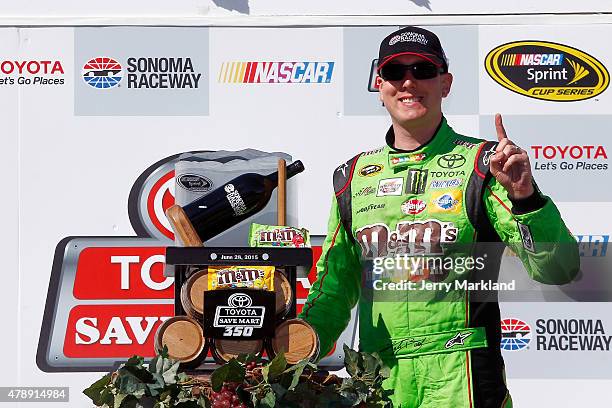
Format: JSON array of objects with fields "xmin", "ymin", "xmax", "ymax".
[
  {"xmin": 0, "ymin": 0, "xmax": 611, "ymax": 17},
  {"xmin": 1, "ymin": 19, "xmax": 611, "ymax": 407}
]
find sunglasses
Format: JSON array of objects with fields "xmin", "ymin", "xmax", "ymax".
[{"xmin": 379, "ymin": 62, "xmax": 444, "ymax": 81}]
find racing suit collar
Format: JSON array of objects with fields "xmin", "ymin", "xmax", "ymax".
[{"xmin": 386, "ymin": 117, "xmax": 451, "ymax": 169}]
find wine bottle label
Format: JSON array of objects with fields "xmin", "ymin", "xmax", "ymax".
[{"xmin": 224, "ymin": 184, "xmax": 248, "ymax": 216}]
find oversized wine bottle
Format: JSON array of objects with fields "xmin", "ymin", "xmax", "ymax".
[{"xmin": 166, "ymin": 160, "xmax": 304, "ymax": 245}]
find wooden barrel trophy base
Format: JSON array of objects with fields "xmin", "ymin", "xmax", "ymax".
[
  {"xmin": 274, "ymin": 271, "xmax": 293, "ymax": 319},
  {"xmin": 212, "ymin": 338, "xmax": 264, "ymax": 364},
  {"xmin": 155, "ymin": 316, "xmax": 206, "ymax": 368},
  {"xmin": 181, "ymin": 270, "xmax": 209, "ymax": 320},
  {"xmin": 272, "ymin": 319, "xmax": 319, "ymax": 364}
]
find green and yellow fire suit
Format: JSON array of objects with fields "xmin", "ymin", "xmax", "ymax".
[{"xmin": 299, "ymin": 118, "xmax": 579, "ymax": 407}]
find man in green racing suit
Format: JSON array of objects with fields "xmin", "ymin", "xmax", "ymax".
[{"xmin": 298, "ymin": 26, "xmax": 579, "ymax": 407}]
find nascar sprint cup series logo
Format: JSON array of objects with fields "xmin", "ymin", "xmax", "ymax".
[{"xmin": 485, "ymin": 41, "xmax": 609, "ymax": 101}]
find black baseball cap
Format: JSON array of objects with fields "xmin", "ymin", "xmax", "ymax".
[{"xmin": 377, "ymin": 26, "xmax": 448, "ymax": 72}]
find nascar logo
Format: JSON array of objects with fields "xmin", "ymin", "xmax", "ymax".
[
  {"xmin": 499, "ymin": 53, "xmax": 564, "ymax": 66},
  {"xmin": 501, "ymin": 318, "xmax": 532, "ymax": 351},
  {"xmin": 82, "ymin": 57, "xmax": 123, "ymax": 89},
  {"xmin": 218, "ymin": 61, "xmax": 334, "ymax": 83}
]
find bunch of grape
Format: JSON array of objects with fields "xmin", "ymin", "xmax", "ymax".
[
  {"xmin": 245, "ymin": 361, "xmax": 258, "ymax": 371},
  {"xmin": 210, "ymin": 383, "xmax": 247, "ymax": 408}
]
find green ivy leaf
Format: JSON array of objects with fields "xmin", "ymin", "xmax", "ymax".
[
  {"xmin": 371, "ymin": 353, "xmax": 390, "ymax": 379},
  {"xmin": 152, "ymin": 372, "xmax": 165, "ymax": 386},
  {"xmin": 211, "ymin": 359, "xmax": 245, "ymax": 392},
  {"xmin": 86, "ymin": 348, "xmax": 392, "ymax": 408},
  {"xmin": 339, "ymin": 390, "xmax": 358, "ymax": 406},
  {"xmin": 99, "ymin": 386, "xmax": 115, "ymax": 407},
  {"xmin": 281, "ymin": 358, "xmax": 316, "ymax": 374},
  {"xmin": 176, "ymin": 388, "xmax": 190, "ymax": 402},
  {"xmin": 361, "ymin": 353, "xmax": 379, "ymax": 384},
  {"xmin": 343, "ymin": 344, "xmax": 361, "ymax": 377},
  {"xmin": 270, "ymin": 383, "xmax": 288, "ymax": 400},
  {"xmin": 125, "ymin": 355, "xmax": 145, "ymax": 368},
  {"xmin": 114, "ymin": 393, "xmax": 127, "ymax": 408},
  {"xmin": 283, "ymin": 359, "xmax": 309, "ymax": 391},
  {"xmin": 161, "ymin": 390, "xmax": 174, "ymax": 401},
  {"xmin": 236, "ymin": 353, "xmax": 261, "ymax": 364},
  {"xmin": 259, "ymin": 390, "xmax": 276, "ymax": 408},
  {"xmin": 119, "ymin": 395, "xmax": 141, "ymax": 408},
  {"xmin": 83, "ymin": 373, "xmax": 112, "ymax": 405},
  {"xmin": 148, "ymin": 352, "xmax": 180, "ymax": 387},
  {"xmin": 317, "ymin": 385, "xmax": 349, "ymax": 407},
  {"xmin": 146, "ymin": 376, "xmax": 165, "ymax": 397},
  {"xmin": 115, "ymin": 369, "xmax": 147, "ymax": 399},
  {"xmin": 162, "ymin": 360, "xmax": 180, "ymax": 385},
  {"xmin": 175, "ymin": 401, "xmax": 202, "ymax": 408},
  {"xmin": 262, "ymin": 352, "xmax": 287, "ymax": 383},
  {"xmin": 148, "ymin": 356, "xmax": 160, "ymax": 375},
  {"xmin": 197, "ymin": 395, "xmax": 209, "ymax": 408},
  {"xmin": 119, "ymin": 364, "xmax": 154, "ymax": 385}
]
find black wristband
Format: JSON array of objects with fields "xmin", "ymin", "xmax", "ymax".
[{"xmin": 510, "ymin": 189, "xmax": 548, "ymax": 215}]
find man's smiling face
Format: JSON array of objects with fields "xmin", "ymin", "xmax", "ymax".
[{"xmin": 378, "ymin": 54, "xmax": 453, "ymax": 129}]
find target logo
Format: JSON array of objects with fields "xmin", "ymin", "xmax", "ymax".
[
  {"xmin": 82, "ymin": 57, "xmax": 123, "ymax": 89},
  {"xmin": 500, "ymin": 318, "xmax": 532, "ymax": 351}
]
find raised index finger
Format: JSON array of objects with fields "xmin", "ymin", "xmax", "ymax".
[{"xmin": 495, "ymin": 113, "xmax": 508, "ymax": 142}]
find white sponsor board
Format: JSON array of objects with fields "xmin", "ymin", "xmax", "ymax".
[
  {"xmin": 1, "ymin": 24, "xmax": 611, "ymax": 408},
  {"xmin": 0, "ymin": 1, "xmax": 612, "ymax": 18}
]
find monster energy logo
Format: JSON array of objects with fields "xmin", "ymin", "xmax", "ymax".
[{"xmin": 406, "ymin": 169, "xmax": 428, "ymax": 194}]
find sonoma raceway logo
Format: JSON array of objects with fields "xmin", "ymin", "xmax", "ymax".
[
  {"xmin": 37, "ymin": 153, "xmax": 319, "ymax": 372},
  {"xmin": 501, "ymin": 317, "xmax": 612, "ymax": 352},
  {"xmin": 500, "ymin": 318, "xmax": 532, "ymax": 351},
  {"xmin": 535, "ymin": 318, "xmax": 612, "ymax": 351},
  {"xmin": 82, "ymin": 56, "xmax": 202, "ymax": 89},
  {"xmin": 82, "ymin": 57, "xmax": 123, "ymax": 89}
]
